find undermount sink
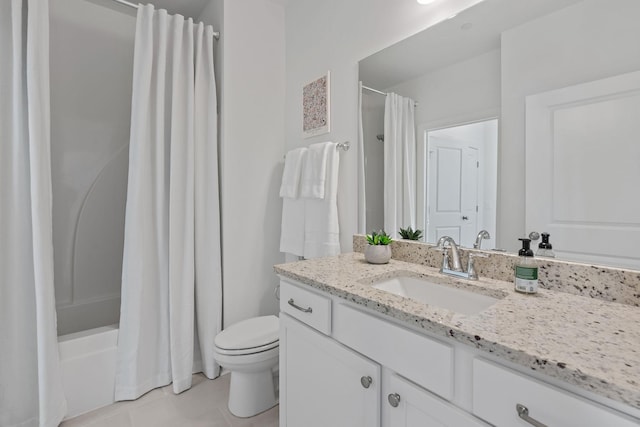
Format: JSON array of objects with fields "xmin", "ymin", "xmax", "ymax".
[{"xmin": 371, "ymin": 275, "xmax": 499, "ymax": 316}]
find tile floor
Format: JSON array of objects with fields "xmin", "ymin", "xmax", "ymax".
[{"xmin": 60, "ymin": 373, "xmax": 279, "ymax": 427}]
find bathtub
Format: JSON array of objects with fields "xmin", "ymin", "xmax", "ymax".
[{"xmin": 58, "ymin": 324, "xmax": 119, "ymax": 419}]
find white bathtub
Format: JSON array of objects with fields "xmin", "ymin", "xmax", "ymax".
[{"xmin": 58, "ymin": 324, "xmax": 119, "ymax": 419}]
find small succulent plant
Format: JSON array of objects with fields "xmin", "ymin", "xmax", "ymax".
[
  {"xmin": 398, "ymin": 226, "xmax": 423, "ymax": 241},
  {"xmin": 366, "ymin": 230, "xmax": 392, "ymax": 246}
]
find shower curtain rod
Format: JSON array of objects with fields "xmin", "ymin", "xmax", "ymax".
[
  {"xmin": 361, "ymin": 84, "xmax": 418, "ymax": 107},
  {"xmin": 111, "ymin": 0, "xmax": 221, "ymax": 40},
  {"xmin": 362, "ymin": 85, "xmax": 386, "ymax": 96}
]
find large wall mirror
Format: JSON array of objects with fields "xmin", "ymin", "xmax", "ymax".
[{"xmin": 358, "ymin": 0, "xmax": 640, "ymax": 269}]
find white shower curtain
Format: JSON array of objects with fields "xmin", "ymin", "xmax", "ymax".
[
  {"xmin": 0, "ymin": 1, "xmax": 67, "ymax": 426},
  {"xmin": 384, "ymin": 93, "xmax": 416, "ymax": 238},
  {"xmin": 357, "ymin": 82, "xmax": 367, "ymax": 234},
  {"xmin": 115, "ymin": 5, "xmax": 222, "ymax": 400}
]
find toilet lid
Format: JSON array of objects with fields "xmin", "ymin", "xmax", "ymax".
[{"xmin": 215, "ymin": 315, "xmax": 279, "ymax": 351}]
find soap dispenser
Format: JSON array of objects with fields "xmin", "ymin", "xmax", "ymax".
[
  {"xmin": 514, "ymin": 238, "xmax": 538, "ymax": 294},
  {"xmin": 536, "ymin": 232, "xmax": 555, "ymax": 258}
]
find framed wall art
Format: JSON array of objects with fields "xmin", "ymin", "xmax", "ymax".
[{"xmin": 302, "ymin": 71, "xmax": 330, "ymax": 138}]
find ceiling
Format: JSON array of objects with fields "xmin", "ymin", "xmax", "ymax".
[
  {"xmin": 144, "ymin": 0, "xmax": 210, "ymax": 19},
  {"xmin": 359, "ymin": 0, "xmax": 583, "ymax": 89},
  {"xmin": 85, "ymin": 0, "xmax": 210, "ymax": 20}
]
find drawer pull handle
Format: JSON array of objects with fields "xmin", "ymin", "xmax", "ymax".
[
  {"xmin": 360, "ymin": 376, "xmax": 372, "ymax": 389},
  {"xmin": 516, "ymin": 404, "xmax": 548, "ymax": 427},
  {"xmin": 388, "ymin": 393, "xmax": 401, "ymax": 408},
  {"xmin": 288, "ymin": 298, "xmax": 312, "ymax": 313}
]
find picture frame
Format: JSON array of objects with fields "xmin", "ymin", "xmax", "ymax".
[{"xmin": 302, "ymin": 71, "xmax": 330, "ymax": 138}]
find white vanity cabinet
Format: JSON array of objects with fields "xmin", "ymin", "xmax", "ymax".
[{"xmin": 278, "ymin": 278, "xmax": 640, "ymax": 427}]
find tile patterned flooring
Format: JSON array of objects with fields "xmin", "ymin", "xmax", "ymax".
[{"xmin": 60, "ymin": 374, "xmax": 279, "ymax": 427}]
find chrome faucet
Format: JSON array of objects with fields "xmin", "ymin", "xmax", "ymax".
[
  {"xmin": 473, "ymin": 230, "xmax": 491, "ymax": 249},
  {"xmin": 436, "ymin": 236, "xmax": 487, "ymax": 280},
  {"xmin": 436, "ymin": 236, "xmax": 463, "ymax": 271}
]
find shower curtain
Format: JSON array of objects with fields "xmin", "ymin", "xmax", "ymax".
[
  {"xmin": 384, "ymin": 93, "xmax": 416, "ymax": 238},
  {"xmin": 0, "ymin": 1, "xmax": 67, "ymax": 426},
  {"xmin": 115, "ymin": 5, "xmax": 222, "ymax": 400},
  {"xmin": 357, "ymin": 82, "xmax": 367, "ymax": 234}
]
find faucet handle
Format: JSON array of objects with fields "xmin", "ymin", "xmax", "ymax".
[{"xmin": 467, "ymin": 252, "xmax": 488, "ymax": 280}]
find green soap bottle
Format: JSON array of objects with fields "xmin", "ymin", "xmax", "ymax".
[{"xmin": 515, "ymin": 238, "xmax": 538, "ymax": 294}]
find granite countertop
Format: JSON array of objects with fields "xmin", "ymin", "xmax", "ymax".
[{"xmin": 274, "ymin": 252, "xmax": 640, "ymax": 410}]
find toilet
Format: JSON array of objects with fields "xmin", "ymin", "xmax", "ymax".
[{"xmin": 213, "ymin": 315, "xmax": 280, "ymax": 418}]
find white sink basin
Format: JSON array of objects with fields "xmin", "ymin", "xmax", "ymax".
[{"xmin": 371, "ymin": 275, "xmax": 499, "ymax": 316}]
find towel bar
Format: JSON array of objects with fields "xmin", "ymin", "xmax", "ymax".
[{"xmin": 284, "ymin": 141, "xmax": 350, "ymax": 159}]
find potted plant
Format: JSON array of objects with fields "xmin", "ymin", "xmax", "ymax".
[
  {"xmin": 364, "ymin": 230, "xmax": 393, "ymax": 264},
  {"xmin": 398, "ymin": 226, "xmax": 423, "ymax": 241}
]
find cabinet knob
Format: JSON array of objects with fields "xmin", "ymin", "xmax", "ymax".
[
  {"xmin": 388, "ymin": 393, "xmax": 401, "ymax": 408},
  {"xmin": 360, "ymin": 376, "xmax": 372, "ymax": 389}
]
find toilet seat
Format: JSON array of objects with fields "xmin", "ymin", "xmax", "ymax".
[
  {"xmin": 214, "ymin": 315, "xmax": 279, "ymax": 356},
  {"xmin": 214, "ymin": 340, "xmax": 278, "ymax": 356}
]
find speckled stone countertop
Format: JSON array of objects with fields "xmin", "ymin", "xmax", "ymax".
[{"xmin": 274, "ymin": 252, "xmax": 640, "ymax": 411}]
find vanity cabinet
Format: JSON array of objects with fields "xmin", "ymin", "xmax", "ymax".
[{"xmin": 279, "ymin": 278, "xmax": 640, "ymax": 427}]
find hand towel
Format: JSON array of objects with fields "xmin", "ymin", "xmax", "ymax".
[
  {"xmin": 279, "ymin": 147, "xmax": 307, "ymax": 198},
  {"xmin": 303, "ymin": 142, "xmax": 341, "ymax": 259},
  {"xmin": 300, "ymin": 142, "xmax": 332, "ymax": 199}
]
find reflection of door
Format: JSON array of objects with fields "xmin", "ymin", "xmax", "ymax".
[
  {"xmin": 427, "ymin": 136, "xmax": 478, "ymax": 247},
  {"xmin": 526, "ymin": 71, "xmax": 640, "ymax": 269}
]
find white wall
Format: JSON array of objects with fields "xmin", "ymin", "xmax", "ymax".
[
  {"xmin": 389, "ymin": 49, "xmax": 501, "ymax": 129},
  {"xmin": 499, "ymin": 0, "xmax": 640, "ymax": 250},
  {"xmin": 50, "ymin": 0, "xmax": 135, "ymax": 334},
  {"xmin": 200, "ymin": 0, "xmax": 286, "ymax": 328},
  {"xmin": 361, "ymin": 92, "xmax": 385, "ymax": 232},
  {"xmin": 284, "ymin": 0, "xmax": 485, "ymax": 251}
]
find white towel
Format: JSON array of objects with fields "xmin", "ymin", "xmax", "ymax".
[
  {"xmin": 303, "ymin": 142, "xmax": 341, "ymax": 259},
  {"xmin": 280, "ymin": 198, "xmax": 305, "ymax": 257},
  {"xmin": 300, "ymin": 142, "xmax": 332, "ymax": 199},
  {"xmin": 279, "ymin": 147, "xmax": 307, "ymax": 198}
]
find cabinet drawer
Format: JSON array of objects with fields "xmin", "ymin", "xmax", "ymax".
[
  {"xmin": 333, "ymin": 303, "xmax": 453, "ymax": 400},
  {"xmin": 473, "ymin": 358, "xmax": 639, "ymax": 427},
  {"xmin": 280, "ymin": 280, "xmax": 331, "ymax": 335}
]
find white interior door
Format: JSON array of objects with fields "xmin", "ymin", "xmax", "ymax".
[
  {"xmin": 427, "ymin": 136, "xmax": 479, "ymax": 247},
  {"xmin": 526, "ymin": 70, "xmax": 640, "ymax": 269}
]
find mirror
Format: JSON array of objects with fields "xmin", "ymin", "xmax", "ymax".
[{"xmin": 358, "ymin": 0, "xmax": 640, "ymax": 268}]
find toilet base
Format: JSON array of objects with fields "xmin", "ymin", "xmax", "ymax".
[{"xmin": 228, "ymin": 369, "xmax": 277, "ymax": 418}]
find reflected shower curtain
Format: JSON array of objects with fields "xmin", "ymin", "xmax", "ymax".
[
  {"xmin": 115, "ymin": 5, "xmax": 222, "ymax": 400},
  {"xmin": 0, "ymin": 1, "xmax": 67, "ymax": 426},
  {"xmin": 357, "ymin": 82, "xmax": 367, "ymax": 234},
  {"xmin": 383, "ymin": 93, "xmax": 416, "ymax": 238}
]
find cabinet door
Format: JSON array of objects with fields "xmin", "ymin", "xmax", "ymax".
[
  {"xmin": 384, "ymin": 373, "xmax": 489, "ymax": 427},
  {"xmin": 280, "ymin": 313, "xmax": 380, "ymax": 427}
]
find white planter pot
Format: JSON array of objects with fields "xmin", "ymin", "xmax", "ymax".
[{"xmin": 364, "ymin": 245, "xmax": 392, "ymax": 264}]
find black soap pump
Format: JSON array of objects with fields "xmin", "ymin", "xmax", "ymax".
[
  {"xmin": 537, "ymin": 232, "xmax": 555, "ymax": 258},
  {"xmin": 514, "ymin": 238, "xmax": 538, "ymax": 294}
]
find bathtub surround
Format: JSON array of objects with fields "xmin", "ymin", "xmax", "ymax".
[
  {"xmin": 353, "ymin": 235, "xmax": 640, "ymax": 306},
  {"xmin": 0, "ymin": 1, "xmax": 67, "ymax": 426},
  {"xmin": 49, "ymin": 0, "xmax": 135, "ymax": 336},
  {"xmin": 115, "ymin": 5, "xmax": 222, "ymax": 401}
]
